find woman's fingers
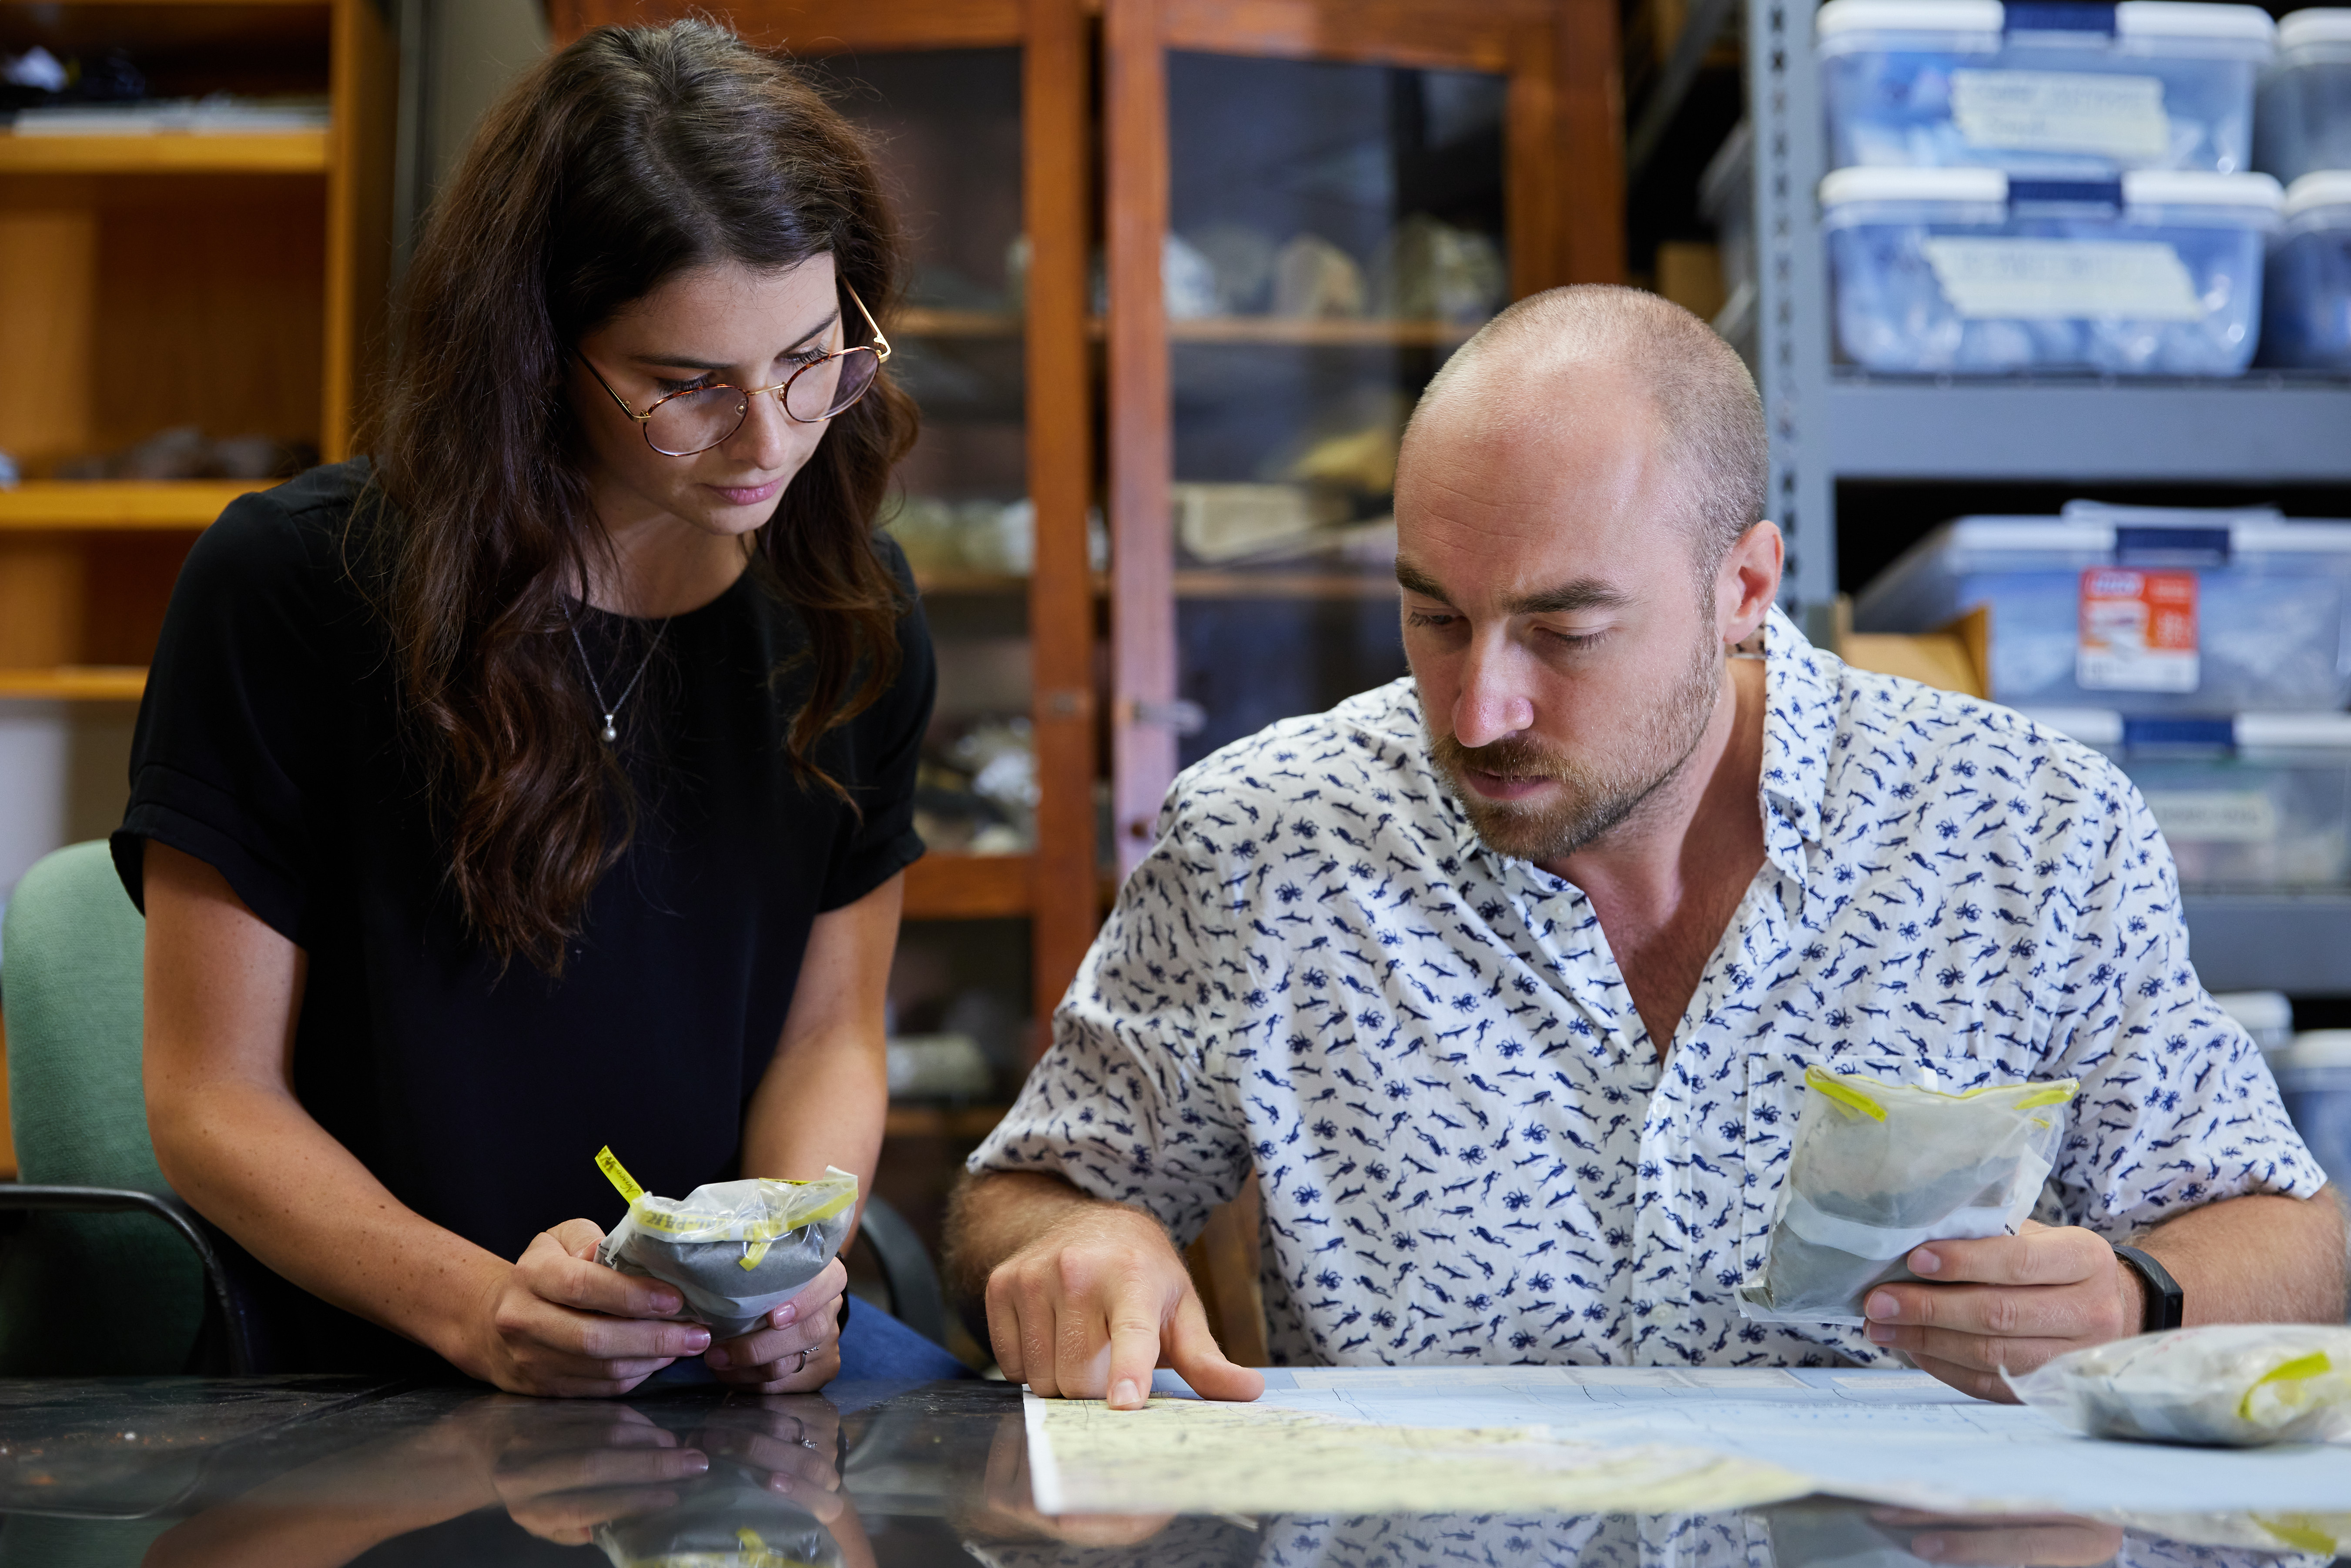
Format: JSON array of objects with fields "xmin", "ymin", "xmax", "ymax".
[
  {"xmin": 517, "ymin": 1226, "xmax": 686, "ymax": 1320},
  {"xmin": 707, "ymin": 1286, "xmax": 843, "ymax": 1373}
]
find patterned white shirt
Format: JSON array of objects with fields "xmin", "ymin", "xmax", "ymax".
[{"xmin": 970, "ymin": 610, "xmax": 2326, "ymax": 1368}]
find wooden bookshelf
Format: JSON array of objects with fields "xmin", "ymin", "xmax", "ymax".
[
  {"xmin": 0, "ymin": 667, "xmax": 148, "ymax": 700},
  {"xmin": 883, "ymin": 1102, "xmax": 1010, "ymax": 1141},
  {"xmin": 891, "ymin": 307, "xmax": 1022, "ymax": 338},
  {"xmin": 1167, "ymin": 315, "xmax": 1482, "ymax": 347},
  {"xmin": 901, "ymin": 853, "xmax": 1032, "ymax": 920},
  {"xmin": 0, "ymin": 481, "xmax": 264, "ymax": 530},
  {"xmin": 0, "ymin": 131, "xmax": 330, "ymax": 174}
]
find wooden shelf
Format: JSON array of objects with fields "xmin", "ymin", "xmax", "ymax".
[
  {"xmin": 0, "ymin": 480, "xmax": 263, "ymax": 530},
  {"xmin": 1175, "ymin": 570, "xmax": 1398, "ymax": 598},
  {"xmin": 1166, "ymin": 316, "xmax": 1481, "ymax": 347},
  {"xmin": 0, "ymin": 667, "xmax": 147, "ymax": 701},
  {"xmin": 902, "ymin": 851, "xmax": 1031, "ymax": 919},
  {"xmin": 0, "ymin": 131, "xmax": 330, "ymax": 175},
  {"xmin": 890, "ymin": 307, "xmax": 1022, "ymax": 338},
  {"xmin": 913, "ymin": 570, "xmax": 1031, "ymax": 597},
  {"xmin": 884, "ymin": 1103, "xmax": 1010, "ymax": 1141}
]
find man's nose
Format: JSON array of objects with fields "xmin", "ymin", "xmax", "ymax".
[{"xmin": 1452, "ymin": 639, "xmax": 1534, "ymax": 750}]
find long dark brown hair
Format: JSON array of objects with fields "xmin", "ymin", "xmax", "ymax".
[{"xmin": 369, "ymin": 21, "xmax": 915, "ymax": 975}]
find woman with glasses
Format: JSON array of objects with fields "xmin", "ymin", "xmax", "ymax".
[{"xmin": 112, "ymin": 21, "xmax": 954, "ymax": 1395}]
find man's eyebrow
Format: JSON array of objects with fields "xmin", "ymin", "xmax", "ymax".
[
  {"xmin": 1395, "ymin": 561, "xmax": 1452, "ymax": 603},
  {"xmin": 1507, "ymin": 579, "xmax": 1631, "ymax": 616},
  {"xmin": 630, "ymin": 309, "xmax": 842, "ymax": 373},
  {"xmin": 1396, "ymin": 560, "xmax": 1630, "ymax": 616}
]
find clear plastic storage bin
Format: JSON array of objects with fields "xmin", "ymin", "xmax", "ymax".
[
  {"xmin": 2260, "ymin": 171, "xmax": 2351, "ymax": 366},
  {"xmin": 1855, "ymin": 504, "xmax": 2351, "ymax": 713},
  {"xmin": 1819, "ymin": 0, "xmax": 2275, "ymax": 175},
  {"xmin": 1822, "ymin": 167, "xmax": 2278, "ymax": 372},
  {"xmin": 2273, "ymin": 1032, "xmax": 2351, "ymax": 1189},
  {"xmin": 2025, "ymin": 709, "xmax": 2351, "ymax": 888},
  {"xmin": 2255, "ymin": 9, "xmax": 2351, "ymax": 184}
]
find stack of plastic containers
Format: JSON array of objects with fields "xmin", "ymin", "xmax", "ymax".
[
  {"xmin": 2257, "ymin": 10, "xmax": 2351, "ymax": 367},
  {"xmin": 1816, "ymin": 0, "xmax": 2284, "ymax": 372},
  {"xmin": 1855, "ymin": 503, "xmax": 2351, "ymax": 894}
]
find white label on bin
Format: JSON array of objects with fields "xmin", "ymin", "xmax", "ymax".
[
  {"xmin": 2141, "ymin": 790, "xmax": 2278, "ymax": 844},
  {"xmin": 1950, "ymin": 70, "xmax": 2171, "ymax": 162},
  {"xmin": 1922, "ymin": 239, "xmax": 2204, "ymax": 321},
  {"xmin": 2078, "ymin": 567, "xmax": 2200, "ymax": 692}
]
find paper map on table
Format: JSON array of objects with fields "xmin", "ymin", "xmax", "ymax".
[
  {"xmin": 1022, "ymin": 1367, "xmax": 2351, "ymax": 1517},
  {"xmin": 1022, "ymin": 1394, "xmax": 1812, "ymax": 1515}
]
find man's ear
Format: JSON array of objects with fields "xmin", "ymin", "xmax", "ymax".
[{"xmin": 1715, "ymin": 520, "xmax": 1785, "ymax": 643}]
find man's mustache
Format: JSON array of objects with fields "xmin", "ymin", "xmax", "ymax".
[{"xmin": 1432, "ymin": 732, "xmax": 1576, "ymax": 784}]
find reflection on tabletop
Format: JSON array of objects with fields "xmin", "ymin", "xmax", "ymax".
[{"xmin": 0, "ymin": 1379, "xmax": 2339, "ymax": 1568}]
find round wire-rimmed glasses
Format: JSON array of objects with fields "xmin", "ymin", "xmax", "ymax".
[{"xmin": 579, "ymin": 281, "xmax": 892, "ymax": 457}]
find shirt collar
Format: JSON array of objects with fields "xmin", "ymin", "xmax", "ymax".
[
  {"xmin": 1420, "ymin": 604, "xmax": 1837, "ymax": 883},
  {"xmin": 1758, "ymin": 603, "xmax": 1836, "ymax": 883}
]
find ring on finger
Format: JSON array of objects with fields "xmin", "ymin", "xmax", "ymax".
[{"xmin": 791, "ymin": 1349, "xmax": 808, "ymax": 1375}]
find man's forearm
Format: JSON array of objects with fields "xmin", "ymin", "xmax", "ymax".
[
  {"xmin": 943, "ymin": 1170, "xmax": 1136, "ymax": 1303},
  {"xmin": 2136, "ymin": 1186, "xmax": 2346, "ymax": 1324}
]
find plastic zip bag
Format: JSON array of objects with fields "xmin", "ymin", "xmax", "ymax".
[
  {"xmin": 593, "ymin": 1146, "xmax": 858, "ymax": 1340},
  {"xmin": 1737, "ymin": 1066, "xmax": 2078, "ymax": 1324},
  {"xmin": 2007, "ymin": 1324, "xmax": 2351, "ymax": 1446}
]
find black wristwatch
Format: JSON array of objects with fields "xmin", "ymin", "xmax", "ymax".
[{"xmin": 2112, "ymin": 1244, "xmax": 2186, "ymax": 1332}]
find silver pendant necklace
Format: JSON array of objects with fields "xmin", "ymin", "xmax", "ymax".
[{"xmin": 562, "ymin": 598, "xmax": 668, "ymax": 744}]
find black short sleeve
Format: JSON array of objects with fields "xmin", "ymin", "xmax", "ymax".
[
  {"xmin": 818, "ymin": 538, "xmax": 934, "ymax": 911},
  {"xmin": 112, "ymin": 479, "xmax": 347, "ymax": 944}
]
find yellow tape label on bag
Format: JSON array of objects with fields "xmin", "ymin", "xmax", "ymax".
[
  {"xmin": 2239, "ymin": 1349, "xmax": 2334, "ymax": 1421},
  {"xmin": 1804, "ymin": 1065, "xmax": 1889, "ymax": 1122},
  {"xmin": 595, "ymin": 1146, "xmax": 645, "ymax": 1206}
]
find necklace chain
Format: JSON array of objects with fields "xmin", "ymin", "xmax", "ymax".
[{"xmin": 562, "ymin": 599, "xmax": 668, "ymax": 744}]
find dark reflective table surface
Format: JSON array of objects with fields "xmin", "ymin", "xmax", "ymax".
[{"xmin": 0, "ymin": 1377, "xmax": 2341, "ymax": 1567}]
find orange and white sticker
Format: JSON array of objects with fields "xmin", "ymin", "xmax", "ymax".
[{"xmin": 2078, "ymin": 568, "xmax": 2199, "ymax": 694}]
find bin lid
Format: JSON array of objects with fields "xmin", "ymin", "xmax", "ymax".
[
  {"xmin": 2023, "ymin": 710, "xmax": 2351, "ymax": 749},
  {"xmin": 2279, "ymin": 1029, "xmax": 2351, "ymax": 1069},
  {"xmin": 2284, "ymin": 171, "xmax": 2351, "ymax": 223},
  {"xmin": 1819, "ymin": 0, "xmax": 2275, "ymax": 42},
  {"xmin": 1820, "ymin": 167, "xmax": 2283, "ymax": 211},
  {"xmin": 2277, "ymin": 8, "xmax": 2351, "ymax": 52}
]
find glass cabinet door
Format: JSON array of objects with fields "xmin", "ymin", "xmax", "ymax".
[
  {"xmin": 1162, "ymin": 53, "xmax": 1507, "ymax": 762},
  {"xmin": 1105, "ymin": 0, "xmax": 1621, "ymax": 873}
]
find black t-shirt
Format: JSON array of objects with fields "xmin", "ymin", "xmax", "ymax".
[{"xmin": 112, "ymin": 459, "xmax": 933, "ymax": 1372}]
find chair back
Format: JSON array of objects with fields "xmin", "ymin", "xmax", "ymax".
[{"xmin": 0, "ymin": 841, "xmax": 205, "ymax": 1372}]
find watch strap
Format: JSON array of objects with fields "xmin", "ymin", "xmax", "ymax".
[{"xmin": 2112, "ymin": 1243, "xmax": 2185, "ymax": 1332}]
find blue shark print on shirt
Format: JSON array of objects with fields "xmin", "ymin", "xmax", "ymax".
[{"xmin": 969, "ymin": 608, "xmax": 2326, "ymax": 1369}]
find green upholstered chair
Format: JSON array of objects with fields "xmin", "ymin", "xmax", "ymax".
[{"xmin": 0, "ymin": 841, "xmax": 251, "ymax": 1375}]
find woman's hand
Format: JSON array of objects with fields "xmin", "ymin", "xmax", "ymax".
[
  {"xmin": 466, "ymin": 1219, "xmax": 716, "ymax": 1397},
  {"xmin": 486, "ymin": 1402, "xmax": 709, "ymax": 1545},
  {"xmin": 704, "ymin": 1258, "xmax": 849, "ymax": 1391}
]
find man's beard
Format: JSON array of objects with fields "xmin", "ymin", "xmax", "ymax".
[{"xmin": 1426, "ymin": 631, "xmax": 1724, "ymax": 864}]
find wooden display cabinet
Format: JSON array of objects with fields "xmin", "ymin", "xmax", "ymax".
[
  {"xmin": 1102, "ymin": 0, "xmax": 1624, "ymax": 874},
  {"xmin": 549, "ymin": 0, "xmax": 1099, "ymax": 1059},
  {"xmin": 0, "ymin": 0, "xmax": 394, "ymax": 697}
]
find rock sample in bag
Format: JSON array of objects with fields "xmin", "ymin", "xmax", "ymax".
[
  {"xmin": 593, "ymin": 1147, "xmax": 857, "ymax": 1340},
  {"xmin": 1372, "ymin": 213, "xmax": 1507, "ymax": 324},
  {"xmin": 1270, "ymin": 234, "xmax": 1368, "ymax": 319},
  {"xmin": 1736, "ymin": 1066, "xmax": 2078, "ymax": 1323}
]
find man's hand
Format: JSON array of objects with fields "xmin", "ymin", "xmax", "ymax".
[
  {"xmin": 703, "ymin": 1259, "xmax": 848, "ymax": 1392},
  {"xmin": 464, "ymin": 1220, "xmax": 714, "ymax": 1397},
  {"xmin": 983, "ymin": 1201, "xmax": 1265, "ymax": 1409},
  {"xmin": 1862, "ymin": 1221, "xmax": 2141, "ymax": 1401}
]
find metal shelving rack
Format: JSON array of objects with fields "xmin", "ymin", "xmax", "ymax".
[{"xmin": 1741, "ymin": 0, "xmax": 2351, "ymax": 993}]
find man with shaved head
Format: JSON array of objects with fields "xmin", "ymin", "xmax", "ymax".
[{"xmin": 948, "ymin": 286, "xmax": 2342, "ymax": 1406}]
